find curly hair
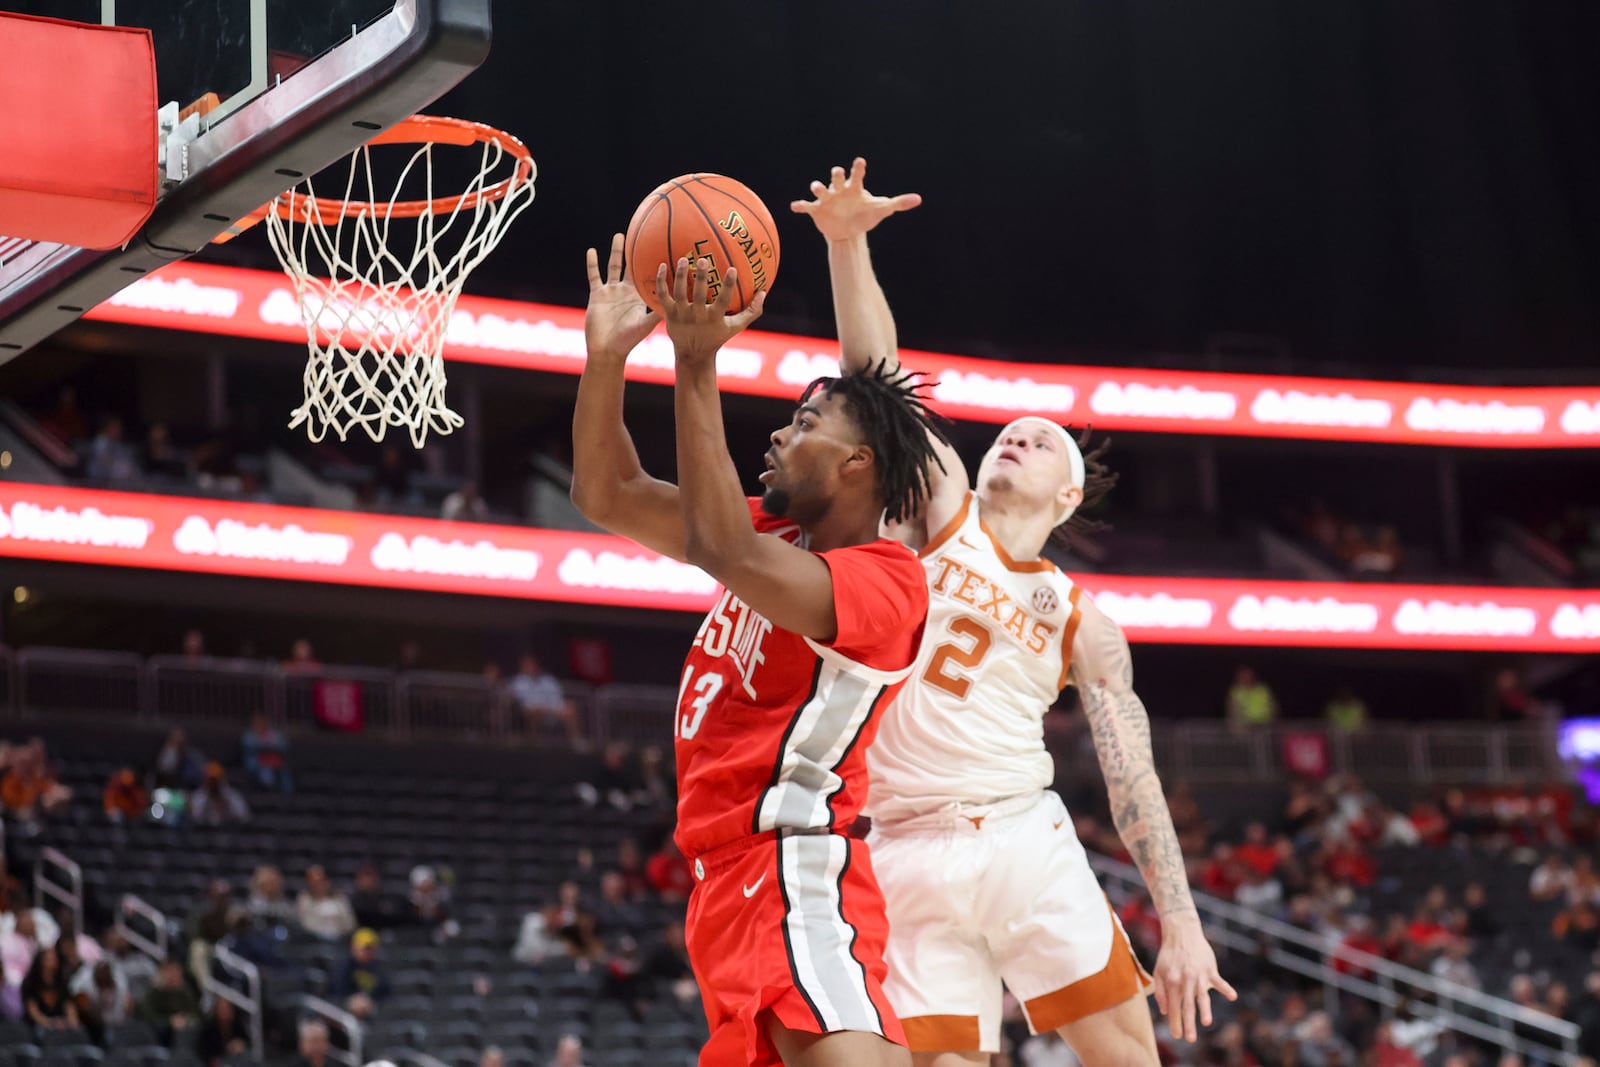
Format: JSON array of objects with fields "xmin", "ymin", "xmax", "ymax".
[
  {"xmin": 1050, "ymin": 425, "xmax": 1118, "ymax": 552},
  {"xmin": 799, "ymin": 359, "xmax": 951, "ymax": 524}
]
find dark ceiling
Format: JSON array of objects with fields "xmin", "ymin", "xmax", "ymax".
[{"xmin": 206, "ymin": 1, "xmax": 1600, "ymax": 380}]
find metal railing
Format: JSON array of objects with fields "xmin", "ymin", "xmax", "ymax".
[
  {"xmin": 33, "ymin": 846, "xmax": 82, "ymax": 935},
  {"xmin": 115, "ymin": 894, "xmax": 170, "ymax": 964},
  {"xmin": 18, "ymin": 647, "xmax": 142, "ymax": 720},
  {"xmin": 296, "ymin": 994, "xmax": 364, "ymax": 1067},
  {"xmin": 0, "ymin": 644, "xmax": 1574, "ymax": 787},
  {"xmin": 1088, "ymin": 853, "xmax": 1580, "ymax": 1064},
  {"xmin": 1053, "ymin": 720, "xmax": 1562, "ymax": 786},
  {"xmin": 209, "ymin": 944, "xmax": 265, "ymax": 1059}
]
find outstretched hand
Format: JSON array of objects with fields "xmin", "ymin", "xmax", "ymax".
[
  {"xmin": 656, "ymin": 257, "xmax": 765, "ymax": 365},
  {"xmin": 1151, "ymin": 914, "xmax": 1238, "ymax": 1044},
  {"xmin": 585, "ymin": 233, "xmax": 659, "ymax": 360},
  {"xmin": 790, "ymin": 156, "xmax": 921, "ymax": 241}
]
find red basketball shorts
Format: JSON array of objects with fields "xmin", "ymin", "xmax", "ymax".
[{"xmin": 684, "ymin": 830, "xmax": 905, "ymax": 1067}]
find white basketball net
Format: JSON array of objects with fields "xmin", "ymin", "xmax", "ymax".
[{"xmin": 264, "ymin": 126, "xmax": 536, "ymax": 447}]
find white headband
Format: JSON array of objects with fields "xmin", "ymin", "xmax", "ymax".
[{"xmin": 999, "ymin": 417, "xmax": 1085, "ymax": 526}]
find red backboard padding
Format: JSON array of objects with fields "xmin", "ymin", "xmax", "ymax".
[{"xmin": 0, "ymin": 13, "xmax": 158, "ymax": 251}]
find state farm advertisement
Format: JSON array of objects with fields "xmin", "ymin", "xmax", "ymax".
[
  {"xmin": 84, "ymin": 263, "xmax": 1600, "ymax": 449},
  {"xmin": 0, "ymin": 482, "xmax": 718, "ymax": 611},
  {"xmin": 1, "ymin": 483, "xmax": 1598, "ymax": 652}
]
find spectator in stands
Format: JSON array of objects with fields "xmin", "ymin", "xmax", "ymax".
[
  {"xmin": 1321, "ymin": 838, "xmax": 1376, "ymax": 889},
  {"xmin": 512, "ymin": 903, "xmax": 560, "ymax": 967},
  {"xmin": 103, "ymin": 768, "xmax": 147, "ymax": 823},
  {"xmin": 442, "ymin": 481, "xmax": 489, "ymax": 521},
  {"xmin": 635, "ymin": 744, "xmax": 672, "ymax": 810},
  {"xmin": 643, "ymin": 921, "xmax": 696, "ymax": 1006},
  {"xmin": 289, "ymin": 1019, "xmax": 331, "ymax": 1067},
  {"xmin": 1324, "ymin": 685, "xmax": 1368, "ymax": 732},
  {"xmin": 600, "ymin": 934, "xmax": 646, "ymax": 1019},
  {"xmin": 187, "ymin": 881, "xmax": 233, "ymax": 986},
  {"xmin": 103, "ymin": 931, "xmax": 157, "ymax": 1002},
  {"xmin": 1547, "ymin": 982, "xmax": 1574, "ymax": 1024},
  {"xmin": 1352, "ymin": 525, "xmax": 1402, "ymax": 577},
  {"xmin": 72, "ymin": 959, "xmax": 131, "ymax": 1043},
  {"xmin": 330, "ymin": 927, "xmax": 390, "ymax": 1020},
  {"xmin": 1, "ymin": 739, "xmax": 70, "ymax": 822},
  {"xmin": 1227, "ymin": 665, "xmax": 1278, "ymax": 730},
  {"xmin": 1576, "ymin": 973, "xmax": 1600, "ymax": 1060},
  {"xmin": 1493, "ymin": 667, "xmax": 1536, "ymax": 721},
  {"xmin": 1295, "ymin": 1010, "xmax": 1355, "ymax": 1067},
  {"xmin": 144, "ymin": 422, "xmax": 188, "ymax": 480},
  {"xmin": 577, "ymin": 742, "xmax": 642, "ymax": 812},
  {"xmin": 510, "ymin": 654, "xmax": 585, "ymax": 747},
  {"xmin": 196, "ymin": 994, "xmax": 249, "ymax": 1067},
  {"xmin": 645, "ymin": 839, "xmax": 694, "ymax": 903},
  {"xmin": 1167, "ymin": 778, "xmax": 1209, "ymax": 848},
  {"xmin": 240, "ymin": 713, "xmax": 293, "ymax": 793},
  {"xmin": 1234, "ymin": 864, "xmax": 1285, "ymax": 916},
  {"xmin": 39, "ymin": 385, "xmax": 87, "ymax": 446},
  {"xmin": 1460, "ymin": 882, "xmax": 1500, "ymax": 942},
  {"xmin": 55, "ymin": 913, "xmax": 100, "ymax": 972},
  {"xmin": 615, "ymin": 839, "xmax": 651, "ymax": 901},
  {"xmin": 407, "ymin": 866, "xmax": 457, "ymax": 942},
  {"xmin": 137, "ymin": 959, "xmax": 198, "ymax": 1045},
  {"xmin": 1369, "ymin": 1022, "xmax": 1423, "ymax": 1067},
  {"xmin": 1429, "ymin": 936, "xmax": 1480, "ymax": 989},
  {"xmin": 297, "ymin": 865, "xmax": 355, "ymax": 943},
  {"xmin": 216, "ymin": 912, "xmax": 285, "ymax": 972},
  {"xmin": 1235, "ymin": 821, "xmax": 1280, "ymax": 875},
  {"xmin": 594, "ymin": 871, "xmax": 646, "ymax": 939},
  {"xmin": 247, "ymin": 865, "xmax": 294, "ymax": 932},
  {"xmin": 22, "ymin": 944, "xmax": 78, "ymax": 1030},
  {"xmin": 1552, "ymin": 900, "xmax": 1600, "ymax": 951},
  {"xmin": 1, "ymin": 910, "xmax": 39, "ymax": 1020},
  {"xmin": 480, "ymin": 1048, "xmax": 505, "ymax": 1067},
  {"xmin": 181, "ymin": 629, "xmax": 208, "ymax": 663},
  {"xmin": 190, "ymin": 763, "xmax": 250, "ymax": 826},
  {"xmin": 153, "ymin": 729, "xmax": 205, "ymax": 791},
  {"xmin": 560, "ymin": 913, "xmax": 606, "ymax": 972},
  {"xmin": 349, "ymin": 863, "xmax": 397, "ymax": 931},
  {"xmin": 86, "ymin": 415, "xmax": 140, "ymax": 482},
  {"xmin": 550, "ymin": 1034, "xmax": 585, "ymax": 1067},
  {"xmin": 1530, "ymin": 853, "xmax": 1572, "ymax": 902},
  {"xmin": 282, "ymin": 639, "xmax": 320, "ymax": 674},
  {"xmin": 1568, "ymin": 855, "xmax": 1600, "ymax": 906}
]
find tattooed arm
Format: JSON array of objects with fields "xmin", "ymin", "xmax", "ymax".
[{"xmin": 1068, "ymin": 593, "xmax": 1235, "ymax": 1041}]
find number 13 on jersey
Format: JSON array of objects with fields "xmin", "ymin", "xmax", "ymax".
[{"xmin": 676, "ymin": 665, "xmax": 725, "ymax": 740}]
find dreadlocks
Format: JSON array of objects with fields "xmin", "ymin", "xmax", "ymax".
[
  {"xmin": 1051, "ymin": 426, "xmax": 1118, "ymax": 552},
  {"xmin": 798, "ymin": 358, "xmax": 951, "ymax": 525}
]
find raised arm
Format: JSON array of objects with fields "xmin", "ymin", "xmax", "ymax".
[
  {"xmin": 1068, "ymin": 594, "xmax": 1237, "ymax": 1043},
  {"xmin": 570, "ymin": 234, "xmax": 689, "ymax": 562},
  {"xmin": 793, "ymin": 158, "xmax": 966, "ymax": 544},
  {"xmin": 657, "ymin": 258, "xmax": 846, "ymax": 640}
]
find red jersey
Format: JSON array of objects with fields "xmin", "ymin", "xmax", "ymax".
[{"xmin": 673, "ymin": 499, "xmax": 928, "ymax": 857}]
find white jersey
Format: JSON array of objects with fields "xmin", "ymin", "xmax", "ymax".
[{"xmin": 867, "ymin": 493, "xmax": 1085, "ymax": 822}]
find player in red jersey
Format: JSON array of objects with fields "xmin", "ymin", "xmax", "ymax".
[{"xmin": 571, "ymin": 235, "xmax": 951, "ymax": 1067}]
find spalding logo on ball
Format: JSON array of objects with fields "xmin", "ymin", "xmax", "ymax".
[{"xmin": 625, "ymin": 174, "xmax": 781, "ymax": 314}]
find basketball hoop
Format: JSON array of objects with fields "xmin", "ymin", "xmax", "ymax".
[{"xmin": 245, "ymin": 116, "xmax": 536, "ymax": 447}]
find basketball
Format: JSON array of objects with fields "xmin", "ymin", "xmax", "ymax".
[{"xmin": 625, "ymin": 174, "xmax": 781, "ymax": 314}]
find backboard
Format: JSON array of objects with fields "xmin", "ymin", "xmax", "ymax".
[{"xmin": 0, "ymin": 0, "xmax": 492, "ymax": 364}]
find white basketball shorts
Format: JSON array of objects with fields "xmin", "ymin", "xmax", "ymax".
[{"xmin": 867, "ymin": 790, "xmax": 1152, "ymax": 1053}]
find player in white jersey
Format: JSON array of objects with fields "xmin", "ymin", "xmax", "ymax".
[{"xmin": 793, "ymin": 159, "xmax": 1236, "ymax": 1066}]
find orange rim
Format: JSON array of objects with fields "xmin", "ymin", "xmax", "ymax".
[{"xmin": 218, "ymin": 116, "xmax": 534, "ymax": 241}]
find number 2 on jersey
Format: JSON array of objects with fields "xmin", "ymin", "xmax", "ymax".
[
  {"xmin": 922, "ymin": 617, "xmax": 993, "ymax": 700},
  {"xmin": 676, "ymin": 666, "xmax": 724, "ymax": 740}
]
